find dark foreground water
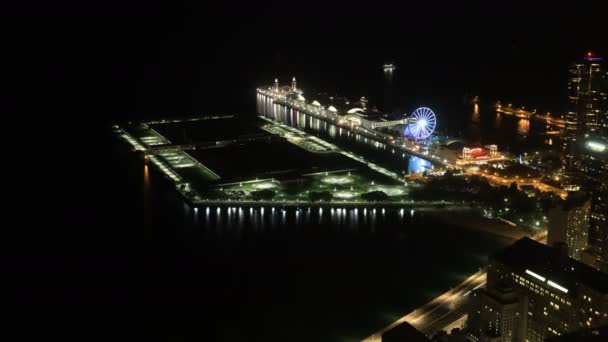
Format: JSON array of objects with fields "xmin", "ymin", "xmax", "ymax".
[
  {"xmin": 59, "ymin": 82, "xmax": 546, "ymax": 342},
  {"xmin": 103, "ymin": 137, "xmax": 510, "ymax": 342},
  {"xmin": 50, "ymin": 18, "xmax": 605, "ymax": 341},
  {"xmin": 56, "ymin": 47, "xmax": 553, "ymax": 342}
]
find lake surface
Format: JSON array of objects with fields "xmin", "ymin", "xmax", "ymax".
[
  {"xmin": 104, "ymin": 70, "xmax": 554, "ymax": 341},
  {"xmin": 124, "ymin": 140, "xmax": 512, "ymax": 342},
  {"xmin": 63, "ymin": 58, "xmax": 554, "ymax": 342}
]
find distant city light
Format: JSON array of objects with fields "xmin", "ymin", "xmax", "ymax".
[{"xmin": 586, "ymin": 141, "xmax": 606, "ymax": 152}]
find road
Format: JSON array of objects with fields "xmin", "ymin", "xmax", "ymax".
[
  {"xmin": 470, "ymin": 170, "xmax": 567, "ymax": 199},
  {"xmin": 361, "ymin": 271, "xmax": 486, "ymax": 342},
  {"xmin": 361, "ymin": 231, "xmax": 547, "ymax": 341}
]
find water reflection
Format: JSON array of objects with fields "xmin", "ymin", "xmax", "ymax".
[
  {"xmin": 494, "ymin": 111, "xmax": 502, "ymax": 129},
  {"xmin": 383, "ymin": 69, "xmax": 394, "ymax": 83},
  {"xmin": 143, "ymin": 164, "xmax": 150, "ymax": 189},
  {"xmin": 192, "ymin": 206, "xmax": 422, "ymax": 239},
  {"xmin": 408, "ymin": 155, "xmax": 432, "ymax": 174},
  {"xmin": 472, "ymin": 103, "xmax": 480, "ymax": 122},
  {"xmin": 328, "ymin": 124, "xmax": 336, "ymax": 139},
  {"xmin": 143, "ymin": 163, "xmax": 153, "ymax": 216},
  {"xmin": 261, "ymin": 96, "xmax": 427, "ymax": 175},
  {"xmin": 517, "ymin": 119, "xmax": 530, "ymax": 135}
]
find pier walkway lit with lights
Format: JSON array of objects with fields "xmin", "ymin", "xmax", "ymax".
[
  {"xmin": 257, "ymin": 84, "xmax": 454, "ymax": 169},
  {"xmin": 257, "ymin": 79, "xmax": 571, "ymax": 199},
  {"xmin": 495, "ymin": 104, "xmax": 566, "ymax": 130}
]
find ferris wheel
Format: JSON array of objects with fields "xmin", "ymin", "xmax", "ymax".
[{"xmin": 406, "ymin": 107, "xmax": 436, "ymax": 140}]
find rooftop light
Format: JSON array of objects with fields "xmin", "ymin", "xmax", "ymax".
[
  {"xmin": 586, "ymin": 141, "xmax": 606, "ymax": 152},
  {"xmin": 547, "ymin": 280, "xmax": 568, "ymax": 293},
  {"xmin": 525, "ymin": 269, "xmax": 546, "ymax": 282}
]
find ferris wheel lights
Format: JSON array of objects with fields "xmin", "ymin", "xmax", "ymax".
[{"xmin": 405, "ymin": 107, "xmax": 436, "ymax": 140}]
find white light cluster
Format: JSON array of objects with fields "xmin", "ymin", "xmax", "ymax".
[
  {"xmin": 525, "ymin": 269, "xmax": 546, "ymax": 282},
  {"xmin": 525, "ymin": 269, "xmax": 569, "ymax": 294},
  {"xmin": 547, "ymin": 280, "xmax": 569, "ymax": 293},
  {"xmin": 586, "ymin": 141, "xmax": 606, "ymax": 152}
]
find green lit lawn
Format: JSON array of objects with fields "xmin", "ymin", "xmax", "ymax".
[{"xmin": 209, "ymin": 170, "xmax": 411, "ymax": 203}]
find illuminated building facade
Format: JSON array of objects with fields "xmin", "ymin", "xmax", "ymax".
[
  {"xmin": 463, "ymin": 147, "xmax": 489, "ymax": 160},
  {"xmin": 547, "ymin": 195, "xmax": 591, "ymax": 261},
  {"xmin": 488, "ymin": 144, "xmax": 498, "ymax": 156},
  {"xmin": 544, "ymin": 325, "xmax": 608, "ymax": 341},
  {"xmin": 460, "ymin": 146, "xmax": 500, "ymax": 167},
  {"xmin": 466, "ymin": 238, "xmax": 608, "ymax": 342},
  {"xmin": 467, "ymin": 285, "xmax": 520, "ymax": 342},
  {"xmin": 462, "ymin": 145, "xmax": 498, "ymax": 161},
  {"xmin": 563, "ymin": 53, "xmax": 606, "ymax": 176},
  {"xmin": 578, "ymin": 137, "xmax": 608, "ymax": 273},
  {"xmin": 257, "ymin": 78, "xmax": 408, "ymax": 131}
]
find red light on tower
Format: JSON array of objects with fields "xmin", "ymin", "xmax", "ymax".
[{"xmin": 587, "ymin": 51, "xmax": 593, "ymax": 57}]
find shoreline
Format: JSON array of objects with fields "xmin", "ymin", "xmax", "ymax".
[{"xmin": 434, "ymin": 210, "xmax": 530, "ymax": 241}]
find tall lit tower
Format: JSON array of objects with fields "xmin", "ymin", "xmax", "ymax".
[
  {"xmin": 604, "ymin": 68, "xmax": 608, "ymax": 135},
  {"xmin": 563, "ymin": 52, "xmax": 606, "ymax": 175},
  {"xmin": 274, "ymin": 78, "xmax": 279, "ymax": 91},
  {"xmin": 291, "ymin": 76, "xmax": 297, "ymax": 91},
  {"xmin": 579, "ymin": 137, "xmax": 608, "ymax": 273}
]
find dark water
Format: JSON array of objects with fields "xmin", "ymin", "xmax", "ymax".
[
  {"xmin": 137, "ymin": 150, "xmax": 511, "ymax": 342},
  {"xmin": 108, "ymin": 95, "xmax": 520, "ymax": 341},
  {"xmin": 56, "ymin": 68, "xmax": 549, "ymax": 342},
  {"xmin": 52, "ymin": 66, "xmax": 558, "ymax": 342},
  {"xmin": 53, "ymin": 23, "xmax": 580, "ymax": 341}
]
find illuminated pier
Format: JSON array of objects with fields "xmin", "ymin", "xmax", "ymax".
[
  {"xmin": 495, "ymin": 103, "xmax": 566, "ymax": 130},
  {"xmin": 256, "ymin": 78, "xmax": 454, "ymax": 168}
]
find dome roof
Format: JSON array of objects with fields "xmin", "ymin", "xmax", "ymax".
[{"xmin": 347, "ymin": 108, "xmax": 364, "ymax": 114}]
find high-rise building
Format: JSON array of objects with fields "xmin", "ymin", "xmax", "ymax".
[
  {"xmin": 602, "ymin": 69, "xmax": 608, "ymax": 136},
  {"xmin": 466, "ymin": 238, "xmax": 608, "ymax": 342},
  {"xmin": 467, "ymin": 285, "xmax": 521, "ymax": 342},
  {"xmin": 563, "ymin": 53, "xmax": 606, "ymax": 176},
  {"xmin": 578, "ymin": 137, "xmax": 608, "ymax": 273},
  {"xmin": 544, "ymin": 325, "xmax": 608, "ymax": 341},
  {"xmin": 547, "ymin": 193, "xmax": 591, "ymax": 261}
]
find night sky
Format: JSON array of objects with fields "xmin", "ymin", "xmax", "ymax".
[
  {"xmin": 11, "ymin": 1, "xmax": 608, "ymax": 340},
  {"xmin": 31, "ymin": 2, "xmax": 606, "ymax": 123}
]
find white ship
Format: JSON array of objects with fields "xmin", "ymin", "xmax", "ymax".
[{"xmin": 382, "ymin": 63, "xmax": 396, "ymax": 72}]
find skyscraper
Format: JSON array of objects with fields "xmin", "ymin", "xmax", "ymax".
[
  {"xmin": 547, "ymin": 193, "xmax": 591, "ymax": 261},
  {"xmin": 466, "ymin": 238, "xmax": 608, "ymax": 342},
  {"xmin": 578, "ymin": 137, "xmax": 608, "ymax": 273},
  {"xmin": 558, "ymin": 53, "xmax": 608, "ymax": 273},
  {"xmin": 602, "ymin": 68, "xmax": 608, "ymax": 136},
  {"xmin": 563, "ymin": 53, "xmax": 606, "ymax": 177}
]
